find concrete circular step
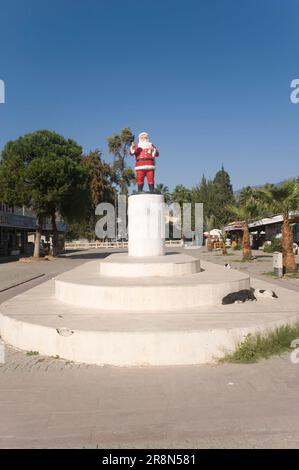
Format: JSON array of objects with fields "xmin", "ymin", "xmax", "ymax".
[
  {"xmin": 55, "ymin": 259, "xmax": 250, "ymax": 311},
  {"xmin": 99, "ymin": 252, "xmax": 201, "ymax": 277},
  {"xmin": 1, "ymin": 272, "xmax": 298, "ymax": 366}
]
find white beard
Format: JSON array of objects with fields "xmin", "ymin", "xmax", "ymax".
[{"xmin": 138, "ymin": 140, "xmax": 152, "ymax": 149}]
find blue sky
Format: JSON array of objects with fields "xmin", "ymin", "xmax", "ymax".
[{"xmin": 0, "ymin": 0, "xmax": 298, "ymax": 191}]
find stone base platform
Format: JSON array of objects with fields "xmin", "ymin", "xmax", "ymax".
[
  {"xmin": 55, "ymin": 258, "xmax": 250, "ymax": 311},
  {"xmin": 1, "ymin": 260, "xmax": 299, "ymax": 366},
  {"xmin": 99, "ymin": 252, "xmax": 201, "ymax": 277}
]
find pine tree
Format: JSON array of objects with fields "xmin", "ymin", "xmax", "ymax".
[{"xmin": 212, "ymin": 165, "xmax": 234, "ymax": 225}]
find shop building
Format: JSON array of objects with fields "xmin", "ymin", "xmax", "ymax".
[
  {"xmin": 0, "ymin": 203, "xmax": 67, "ymax": 257},
  {"xmin": 225, "ymin": 212, "xmax": 299, "ymax": 249}
]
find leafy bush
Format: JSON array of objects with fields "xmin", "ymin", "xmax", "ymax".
[
  {"xmin": 220, "ymin": 323, "xmax": 299, "ymax": 363},
  {"xmin": 263, "ymin": 236, "xmax": 282, "ymax": 253}
]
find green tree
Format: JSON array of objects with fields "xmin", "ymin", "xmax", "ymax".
[
  {"xmin": 238, "ymin": 186, "xmax": 253, "ymax": 206},
  {"xmin": 203, "ymin": 214, "xmax": 215, "ymax": 252},
  {"xmin": 255, "ymin": 180, "xmax": 299, "ymax": 272},
  {"xmin": 64, "ymin": 150, "xmax": 117, "ymax": 241},
  {"xmin": 83, "ymin": 149, "xmax": 116, "ymax": 207},
  {"xmin": 227, "ymin": 202, "xmax": 260, "ymax": 260},
  {"xmin": 213, "ymin": 165, "xmax": 235, "ymax": 224},
  {"xmin": 219, "ymin": 227, "xmax": 229, "ymax": 255},
  {"xmin": 167, "ymin": 185, "xmax": 192, "ymax": 239},
  {"xmin": 192, "ymin": 175, "xmax": 218, "ymax": 221},
  {"xmin": 171, "ymin": 185, "xmax": 192, "ymax": 204},
  {"xmin": 0, "ymin": 130, "xmax": 86, "ymax": 257},
  {"xmin": 213, "ymin": 165, "xmax": 234, "ymax": 201},
  {"xmin": 155, "ymin": 183, "xmax": 171, "ymax": 203},
  {"xmin": 107, "ymin": 127, "xmax": 135, "ymax": 194}
]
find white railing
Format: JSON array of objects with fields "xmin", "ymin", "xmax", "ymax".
[{"xmin": 65, "ymin": 240, "xmax": 184, "ymax": 250}]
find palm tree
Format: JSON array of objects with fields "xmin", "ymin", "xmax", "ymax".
[
  {"xmin": 169, "ymin": 185, "xmax": 193, "ymax": 239},
  {"xmin": 219, "ymin": 227, "xmax": 228, "ymax": 255},
  {"xmin": 155, "ymin": 183, "xmax": 171, "ymax": 203},
  {"xmin": 238, "ymin": 186, "xmax": 253, "ymax": 206},
  {"xmin": 204, "ymin": 214, "xmax": 215, "ymax": 252},
  {"xmin": 255, "ymin": 180, "xmax": 299, "ymax": 272},
  {"xmin": 171, "ymin": 185, "xmax": 192, "ymax": 204},
  {"xmin": 227, "ymin": 202, "xmax": 260, "ymax": 260}
]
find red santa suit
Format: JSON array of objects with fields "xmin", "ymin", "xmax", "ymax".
[{"xmin": 130, "ymin": 142, "xmax": 159, "ymax": 187}]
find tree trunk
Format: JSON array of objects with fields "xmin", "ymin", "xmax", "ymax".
[
  {"xmin": 120, "ymin": 161, "xmax": 127, "ymax": 195},
  {"xmin": 282, "ymin": 214, "xmax": 296, "ymax": 273},
  {"xmin": 242, "ymin": 222, "xmax": 252, "ymax": 260},
  {"xmin": 33, "ymin": 215, "xmax": 43, "ymax": 258},
  {"xmin": 51, "ymin": 211, "xmax": 59, "ymax": 257}
]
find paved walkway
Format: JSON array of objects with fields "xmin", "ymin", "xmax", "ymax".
[
  {"xmin": 193, "ymin": 247, "xmax": 299, "ymax": 292},
  {"xmin": 0, "ymin": 347, "xmax": 298, "ymax": 448},
  {"xmin": 1, "ymin": 247, "xmax": 298, "ymax": 299},
  {"xmin": 0, "ymin": 248, "xmax": 298, "ymax": 448},
  {"xmin": 0, "ymin": 249, "xmax": 119, "ymax": 303}
]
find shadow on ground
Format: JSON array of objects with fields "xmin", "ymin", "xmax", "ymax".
[{"xmin": 60, "ymin": 250, "xmax": 127, "ymax": 260}]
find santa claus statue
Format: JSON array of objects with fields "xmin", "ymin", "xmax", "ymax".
[{"xmin": 130, "ymin": 131, "xmax": 159, "ymax": 193}]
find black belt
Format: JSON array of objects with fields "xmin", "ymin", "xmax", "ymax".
[{"xmin": 137, "ymin": 157, "xmax": 154, "ymax": 162}]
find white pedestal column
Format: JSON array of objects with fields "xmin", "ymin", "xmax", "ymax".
[{"xmin": 128, "ymin": 194, "xmax": 165, "ymax": 257}]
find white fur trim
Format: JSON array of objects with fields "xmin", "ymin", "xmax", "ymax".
[
  {"xmin": 138, "ymin": 132, "xmax": 149, "ymax": 140},
  {"xmin": 135, "ymin": 165, "xmax": 155, "ymax": 171}
]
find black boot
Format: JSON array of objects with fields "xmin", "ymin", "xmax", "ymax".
[
  {"xmin": 149, "ymin": 184, "xmax": 155, "ymax": 193},
  {"xmin": 138, "ymin": 184, "xmax": 144, "ymax": 192}
]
